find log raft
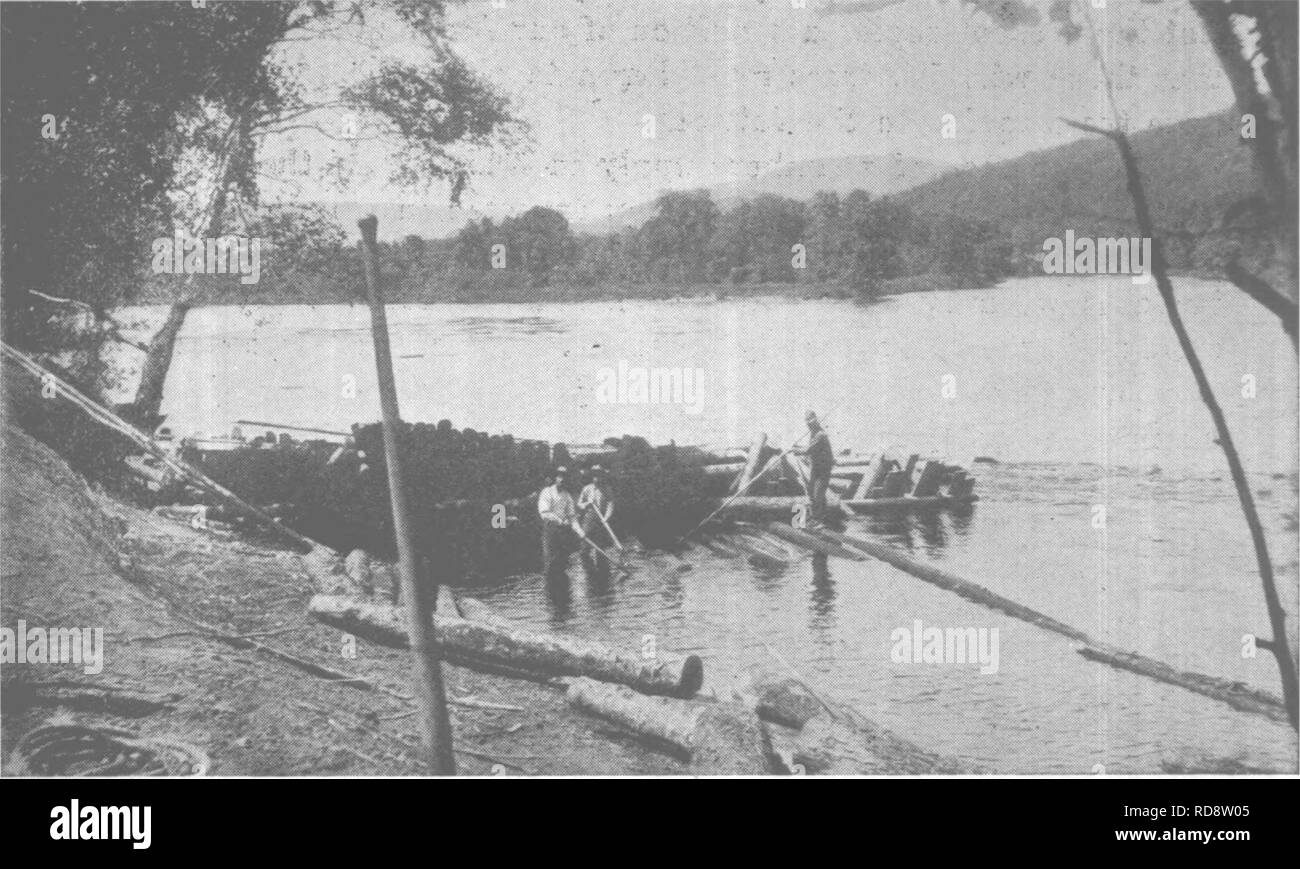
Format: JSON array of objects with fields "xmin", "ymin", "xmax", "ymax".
[{"xmin": 308, "ymin": 594, "xmax": 704, "ymax": 698}]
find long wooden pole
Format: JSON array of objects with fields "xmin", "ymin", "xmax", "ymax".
[{"xmin": 357, "ymin": 215, "xmax": 456, "ymax": 773}]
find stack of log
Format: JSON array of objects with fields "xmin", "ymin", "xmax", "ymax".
[{"xmin": 182, "ymin": 424, "xmax": 722, "ymax": 575}]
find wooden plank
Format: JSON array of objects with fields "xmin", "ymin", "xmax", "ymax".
[
  {"xmin": 732, "ymin": 434, "xmax": 768, "ymax": 493},
  {"xmin": 783, "ymin": 453, "xmax": 811, "ymax": 492}
]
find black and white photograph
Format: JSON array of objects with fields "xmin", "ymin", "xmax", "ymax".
[{"xmin": 1, "ymin": 0, "xmax": 1297, "ymax": 797}]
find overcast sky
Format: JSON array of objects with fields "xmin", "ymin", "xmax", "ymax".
[{"xmin": 261, "ymin": 0, "xmax": 1233, "ymax": 224}]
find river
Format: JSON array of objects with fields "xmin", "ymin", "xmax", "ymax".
[{"xmin": 120, "ymin": 275, "xmax": 1299, "ymax": 772}]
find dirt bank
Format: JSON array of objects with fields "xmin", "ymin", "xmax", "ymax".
[{"xmin": 1, "ymin": 415, "xmax": 681, "ymax": 776}]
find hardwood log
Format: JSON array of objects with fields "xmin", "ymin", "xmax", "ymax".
[
  {"xmin": 309, "ymin": 595, "xmax": 704, "ymax": 697},
  {"xmin": 565, "ymin": 677, "xmax": 772, "ymax": 774}
]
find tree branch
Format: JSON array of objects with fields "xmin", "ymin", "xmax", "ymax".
[
  {"xmin": 1223, "ymin": 258, "xmax": 1299, "ymax": 346},
  {"xmin": 1065, "ymin": 115, "xmax": 1299, "ymax": 729}
]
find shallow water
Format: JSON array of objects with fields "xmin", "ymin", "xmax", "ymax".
[{"xmin": 123, "ymin": 275, "xmax": 1299, "ymax": 772}]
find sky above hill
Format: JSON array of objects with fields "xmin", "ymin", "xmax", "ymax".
[{"xmin": 260, "ymin": 0, "xmax": 1235, "ymax": 231}]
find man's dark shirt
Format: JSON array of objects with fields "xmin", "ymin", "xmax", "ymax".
[{"xmin": 808, "ymin": 429, "xmax": 834, "ymax": 475}]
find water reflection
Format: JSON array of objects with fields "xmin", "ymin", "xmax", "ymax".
[
  {"xmin": 583, "ymin": 561, "xmax": 616, "ymax": 612},
  {"xmin": 854, "ymin": 505, "xmax": 978, "ymax": 556},
  {"xmin": 748, "ymin": 558, "xmax": 787, "ymax": 594},
  {"xmin": 915, "ymin": 511, "xmax": 947, "ymax": 555},
  {"xmin": 544, "ymin": 571, "xmax": 573, "ymax": 625},
  {"xmin": 809, "ymin": 553, "xmax": 835, "ymax": 633}
]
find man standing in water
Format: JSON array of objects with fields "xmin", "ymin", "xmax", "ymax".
[
  {"xmin": 538, "ymin": 466, "xmax": 580, "ymax": 576},
  {"xmin": 577, "ymin": 465, "xmax": 615, "ymax": 575},
  {"xmin": 801, "ymin": 410, "xmax": 834, "ymax": 525}
]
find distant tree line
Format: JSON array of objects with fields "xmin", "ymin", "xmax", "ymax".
[{"xmin": 341, "ymin": 188, "xmax": 1013, "ymax": 303}]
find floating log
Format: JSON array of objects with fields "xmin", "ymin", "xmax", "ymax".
[
  {"xmin": 763, "ymin": 522, "xmax": 866, "ymax": 561},
  {"xmin": 732, "ymin": 434, "xmax": 768, "ymax": 493},
  {"xmin": 308, "ymin": 595, "xmax": 704, "ymax": 697},
  {"xmin": 709, "ymin": 494, "xmax": 845, "ymax": 522},
  {"xmin": 841, "ymin": 493, "xmax": 978, "ymax": 514},
  {"xmin": 741, "ymin": 668, "xmax": 967, "ymax": 774},
  {"xmin": 727, "ymin": 528, "xmax": 796, "ymax": 567},
  {"xmin": 807, "ymin": 529, "xmax": 1289, "ymax": 723},
  {"xmin": 807, "ymin": 528, "xmax": 1088, "ymax": 641},
  {"xmin": 565, "ymin": 678, "xmax": 771, "ymax": 774},
  {"xmin": 1078, "ymin": 644, "xmax": 1289, "ymax": 724}
]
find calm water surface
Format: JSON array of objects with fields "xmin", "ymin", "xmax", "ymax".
[{"xmin": 121, "ymin": 276, "xmax": 1298, "ymax": 772}]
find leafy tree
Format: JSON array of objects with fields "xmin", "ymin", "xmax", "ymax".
[
  {"xmin": 1, "ymin": 1, "xmax": 297, "ymax": 341},
  {"xmin": 641, "ymin": 190, "xmax": 719, "ymax": 282},
  {"xmin": 498, "ymin": 206, "xmax": 574, "ymax": 285},
  {"xmin": 3, "ymin": 0, "xmax": 518, "ymax": 425},
  {"xmin": 453, "ymin": 217, "xmax": 495, "ymax": 269}
]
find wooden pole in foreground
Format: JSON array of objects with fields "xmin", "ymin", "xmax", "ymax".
[{"xmin": 357, "ymin": 215, "xmax": 456, "ymax": 774}]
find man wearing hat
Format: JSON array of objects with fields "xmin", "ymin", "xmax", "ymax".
[
  {"xmin": 538, "ymin": 466, "xmax": 580, "ymax": 576},
  {"xmin": 577, "ymin": 465, "xmax": 615, "ymax": 575},
  {"xmin": 799, "ymin": 410, "xmax": 834, "ymax": 524}
]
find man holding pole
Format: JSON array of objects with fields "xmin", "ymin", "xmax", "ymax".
[
  {"xmin": 577, "ymin": 465, "xmax": 615, "ymax": 575},
  {"xmin": 538, "ymin": 466, "xmax": 581, "ymax": 577},
  {"xmin": 798, "ymin": 410, "xmax": 834, "ymax": 525}
]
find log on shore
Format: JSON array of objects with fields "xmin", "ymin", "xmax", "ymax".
[
  {"xmin": 308, "ymin": 595, "xmax": 704, "ymax": 697},
  {"xmin": 741, "ymin": 669, "xmax": 968, "ymax": 774},
  {"xmin": 5, "ymin": 682, "xmax": 179, "ymax": 717},
  {"xmin": 1078, "ymin": 644, "xmax": 1290, "ymax": 724},
  {"xmin": 455, "ymin": 595, "xmax": 516, "ymax": 629},
  {"xmin": 790, "ymin": 715, "xmax": 970, "ymax": 775},
  {"xmin": 808, "ymin": 528, "xmax": 1089, "ymax": 642},
  {"xmin": 565, "ymin": 677, "xmax": 772, "ymax": 774}
]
